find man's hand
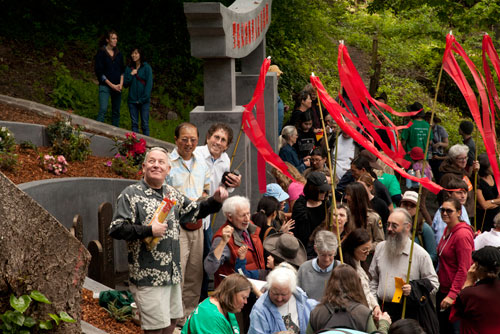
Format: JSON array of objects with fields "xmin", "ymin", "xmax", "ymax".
[
  {"xmin": 213, "ymin": 186, "xmax": 229, "ymax": 203},
  {"xmin": 151, "ymin": 222, "xmax": 167, "ymax": 237},
  {"xmin": 379, "ymin": 312, "xmax": 391, "ymax": 324},
  {"xmin": 221, "ymin": 225, "xmax": 234, "ymax": 243},
  {"xmin": 402, "ymin": 284, "xmax": 412, "ymax": 296},
  {"xmin": 237, "ymin": 245, "xmax": 248, "ymax": 260},
  {"xmin": 225, "ymin": 172, "xmax": 242, "ymax": 188}
]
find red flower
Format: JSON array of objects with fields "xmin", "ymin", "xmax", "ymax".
[
  {"xmin": 133, "ymin": 139, "xmax": 147, "ymax": 154},
  {"xmin": 126, "ymin": 132, "xmax": 137, "ymax": 140}
]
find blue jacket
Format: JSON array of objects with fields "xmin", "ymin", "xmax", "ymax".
[
  {"xmin": 94, "ymin": 47, "xmax": 125, "ymax": 85},
  {"xmin": 248, "ymin": 287, "xmax": 318, "ymax": 334},
  {"xmin": 124, "ymin": 62, "xmax": 153, "ymax": 104},
  {"xmin": 279, "ymin": 144, "xmax": 306, "ymax": 173}
]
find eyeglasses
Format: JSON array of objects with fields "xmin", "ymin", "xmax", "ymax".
[
  {"xmin": 455, "ymin": 157, "xmax": 468, "ymax": 162},
  {"xmin": 440, "ymin": 207, "xmax": 456, "ymax": 215},
  {"xmin": 357, "ymin": 247, "xmax": 371, "ymax": 254}
]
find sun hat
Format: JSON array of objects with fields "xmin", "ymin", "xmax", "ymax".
[
  {"xmin": 264, "ymin": 183, "xmax": 289, "ymax": 202},
  {"xmin": 263, "ymin": 233, "xmax": 307, "ymax": 268},
  {"xmin": 401, "ymin": 191, "xmax": 419, "ymax": 205},
  {"xmin": 409, "ymin": 147, "xmax": 425, "ymax": 161}
]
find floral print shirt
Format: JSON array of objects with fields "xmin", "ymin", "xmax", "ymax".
[{"xmin": 109, "ymin": 179, "xmax": 220, "ymax": 286}]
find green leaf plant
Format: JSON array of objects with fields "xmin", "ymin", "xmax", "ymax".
[{"xmin": 0, "ymin": 290, "xmax": 75, "ymax": 333}]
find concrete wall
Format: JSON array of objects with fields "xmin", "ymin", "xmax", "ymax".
[
  {"xmin": 19, "ymin": 177, "xmax": 135, "ymax": 272},
  {"xmin": 0, "ymin": 121, "xmax": 117, "ymax": 157}
]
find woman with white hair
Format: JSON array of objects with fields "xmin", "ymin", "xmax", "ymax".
[
  {"xmin": 297, "ymin": 230, "xmax": 340, "ymax": 301},
  {"xmin": 249, "ymin": 265, "xmax": 318, "ymax": 334},
  {"xmin": 204, "ymin": 196, "xmax": 266, "ymax": 288},
  {"xmin": 439, "ymin": 144, "xmax": 479, "ymax": 221},
  {"xmin": 279, "ymin": 125, "xmax": 309, "ymax": 173}
]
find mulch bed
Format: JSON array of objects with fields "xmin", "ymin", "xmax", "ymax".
[{"xmin": 81, "ymin": 288, "xmax": 143, "ymax": 334}]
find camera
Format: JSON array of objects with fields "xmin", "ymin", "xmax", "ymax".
[{"xmin": 221, "ymin": 170, "xmax": 240, "ymax": 188}]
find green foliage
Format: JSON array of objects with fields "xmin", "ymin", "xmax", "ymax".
[
  {"xmin": 50, "ymin": 56, "xmax": 99, "ymax": 118},
  {"xmin": 105, "ymin": 300, "xmax": 132, "ymax": 323},
  {"xmin": 0, "ymin": 126, "xmax": 19, "ymax": 172},
  {"xmin": 46, "ymin": 118, "xmax": 91, "ymax": 161},
  {"xmin": 0, "ymin": 290, "xmax": 74, "ymax": 333}
]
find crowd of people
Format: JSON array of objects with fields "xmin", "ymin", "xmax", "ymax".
[{"xmin": 107, "ymin": 65, "xmax": 500, "ymax": 334}]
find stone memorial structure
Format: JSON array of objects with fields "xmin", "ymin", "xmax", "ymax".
[
  {"xmin": 184, "ymin": 0, "xmax": 278, "ymax": 228},
  {"xmin": 0, "ymin": 172, "xmax": 90, "ymax": 333}
]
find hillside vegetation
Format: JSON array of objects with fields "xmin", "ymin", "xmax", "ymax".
[{"xmin": 0, "ymin": 0, "xmax": 498, "ymax": 147}]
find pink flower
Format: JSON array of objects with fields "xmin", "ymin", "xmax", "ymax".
[
  {"xmin": 114, "ymin": 153, "xmax": 122, "ymax": 159},
  {"xmin": 106, "ymin": 161, "xmax": 112, "ymax": 167},
  {"xmin": 57, "ymin": 155, "xmax": 67, "ymax": 164},
  {"xmin": 44, "ymin": 155, "xmax": 51, "ymax": 161}
]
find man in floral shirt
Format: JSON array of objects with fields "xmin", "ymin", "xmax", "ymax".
[{"xmin": 109, "ymin": 147, "xmax": 227, "ymax": 334}]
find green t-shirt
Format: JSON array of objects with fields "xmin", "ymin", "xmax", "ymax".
[
  {"xmin": 401, "ymin": 119, "xmax": 432, "ymax": 155},
  {"xmin": 182, "ymin": 298, "xmax": 240, "ymax": 334},
  {"xmin": 377, "ymin": 173, "xmax": 401, "ymax": 197}
]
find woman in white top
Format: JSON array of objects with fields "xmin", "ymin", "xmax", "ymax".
[{"xmin": 341, "ymin": 228, "xmax": 382, "ymax": 320}]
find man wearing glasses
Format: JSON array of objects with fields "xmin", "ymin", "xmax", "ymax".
[
  {"xmin": 369, "ymin": 208, "xmax": 439, "ymax": 333},
  {"xmin": 168, "ymin": 122, "xmax": 211, "ymax": 327}
]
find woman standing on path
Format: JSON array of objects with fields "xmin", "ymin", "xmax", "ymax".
[
  {"xmin": 94, "ymin": 30, "xmax": 125, "ymax": 127},
  {"xmin": 124, "ymin": 47, "xmax": 153, "ymax": 136}
]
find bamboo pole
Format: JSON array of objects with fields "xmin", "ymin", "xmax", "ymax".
[
  {"xmin": 313, "ymin": 73, "xmax": 343, "ymax": 263},
  {"xmin": 401, "ymin": 62, "xmax": 445, "ymax": 319},
  {"xmin": 211, "ymin": 125, "xmax": 244, "ymax": 228},
  {"xmin": 473, "ymin": 126, "xmax": 479, "ymax": 232}
]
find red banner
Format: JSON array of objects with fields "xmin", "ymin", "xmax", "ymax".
[
  {"xmin": 337, "ymin": 43, "xmax": 413, "ymax": 169},
  {"xmin": 443, "ymin": 33, "xmax": 500, "ymax": 195},
  {"xmin": 241, "ymin": 58, "xmax": 296, "ymax": 188},
  {"xmin": 310, "ymin": 74, "xmax": 444, "ymax": 194}
]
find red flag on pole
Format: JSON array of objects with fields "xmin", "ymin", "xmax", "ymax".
[
  {"xmin": 443, "ymin": 33, "xmax": 500, "ymax": 195},
  {"xmin": 241, "ymin": 58, "xmax": 296, "ymax": 188},
  {"xmin": 310, "ymin": 74, "xmax": 444, "ymax": 194}
]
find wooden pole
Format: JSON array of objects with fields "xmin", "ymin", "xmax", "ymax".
[
  {"xmin": 401, "ymin": 63, "xmax": 444, "ymax": 319},
  {"xmin": 315, "ymin": 78, "xmax": 343, "ymax": 263},
  {"xmin": 212, "ymin": 125, "xmax": 244, "ymax": 228}
]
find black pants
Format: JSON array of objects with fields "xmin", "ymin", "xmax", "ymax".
[{"xmin": 436, "ymin": 290, "xmax": 460, "ymax": 334}]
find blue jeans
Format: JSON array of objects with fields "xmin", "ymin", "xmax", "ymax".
[
  {"xmin": 97, "ymin": 85, "xmax": 121, "ymax": 127},
  {"xmin": 128, "ymin": 102, "xmax": 150, "ymax": 136}
]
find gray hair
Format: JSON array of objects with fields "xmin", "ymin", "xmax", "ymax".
[
  {"xmin": 279, "ymin": 125, "xmax": 297, "ymax": 150},
  {"xmin": 494, "ymin": 212, "xmax": 500, "ymax": 228},
  {"xmin": 448, "ymin": 144, "xmax": 469, "ymax": 160},
  {"xmin": 314, "ymin": 230, "xmax": 339, "ymax": 254},
  {"xmin": 143, "ymin": 147, "xmax": 170, "ymax": 166},
  {"xmin": 392, "ymin": 208, "xmax": 412, "ymax": 226},
  {"xmin": 267, "ymin": 265, "xmax": 297, "ymax": 292},
  {"xmin": 222, "ymin": 196, "xmax": 250, "ymax": 218}
]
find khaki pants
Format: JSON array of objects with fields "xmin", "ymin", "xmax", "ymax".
[{"xmin": 179, "ymin": 227, "xmax": 204, "ymax": 321}]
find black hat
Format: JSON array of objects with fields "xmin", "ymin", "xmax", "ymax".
[
  {"xmin": 307, "ymin": 171, "xmax": 330, "ymax": 192},
  {"xmin": 459, "ymin": 121, "xmax": 474, "ymax": 135},
  {"xmin": 472, "ymin": 246, "xmax": 500, "ymax": 271},
  {"xmin": 407, "ymin": 102, "xmax": 425, "ymax": 118}
]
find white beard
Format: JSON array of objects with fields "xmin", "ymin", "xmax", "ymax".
[{"xmin": 385, "ymin": 232, "xmax": 408, "ymax": 259}]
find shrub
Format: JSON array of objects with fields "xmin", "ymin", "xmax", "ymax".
[
  {"xmin": 46, "ymin": 118, "xmax": 91, "ymax": 161},
  {"xmin": 40, "ymin": 154, "xmax": 68, "ymax": 175},
  {"xmin": 0, "ymin": 126, "xmax": 19, "ymax": 172}
]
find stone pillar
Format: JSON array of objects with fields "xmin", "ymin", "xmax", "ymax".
[{"xmin": 185, "ymin": 0, "xmax": 277, "ymax": 219}]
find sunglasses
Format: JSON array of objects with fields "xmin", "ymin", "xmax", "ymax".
[{"xmin": 440, "ymin": 207, "xmax": 456, "ymax": 215}]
